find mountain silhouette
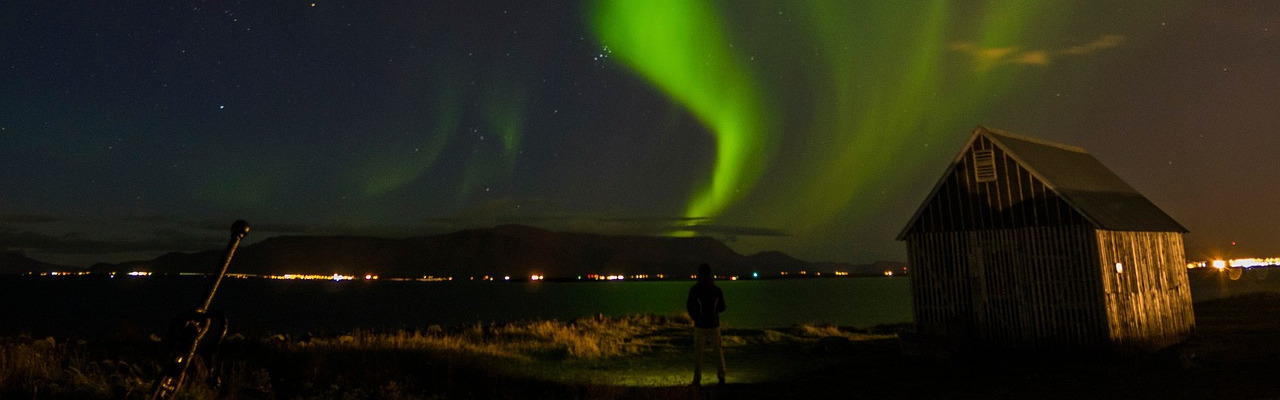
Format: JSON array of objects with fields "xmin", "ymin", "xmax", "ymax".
[
  {"xmin": 0, "ymin": 251, "xmax": 73, "ymax": 274},
  {"xmin": 85, "ymin": 225, "xmax": 892, "ymax": 278}
]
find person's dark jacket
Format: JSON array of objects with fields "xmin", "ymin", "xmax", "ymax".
[{"xmin": 686, "ymin": 284, "xmax": 726, "ymax": 329}]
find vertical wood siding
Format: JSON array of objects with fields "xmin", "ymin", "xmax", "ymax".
[
  {"xmin": 910, "ymin": 135, "xmax": 1089, "ymax": 236},
  {"xmin": 1096, "ymin": 231, "xmax": 1195, "ymax": 349},
  {"xmin": 903, "ymin": 135, "xmax": 1192, "ymax": 350},
  {"xmin": 908, "ymin": 226, "xmax": 1107, "ymax": 349}
]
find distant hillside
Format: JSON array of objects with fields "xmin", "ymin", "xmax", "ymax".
[
  {"xmin": 0, "ymin": 251, "xmax": 75, "ymax": 274},
  {"xmin": 87, "ymin": 225, "xmax": 897, "ymax": 278}
]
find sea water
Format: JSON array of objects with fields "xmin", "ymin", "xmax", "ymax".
[{"xmin": 0, "ymin": 276, "xmax": 912, "ymax": 338}]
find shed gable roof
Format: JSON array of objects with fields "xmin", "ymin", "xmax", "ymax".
[{"xmin": 898, "ymin": 126, "xmax": 1187, "ymax": 239}]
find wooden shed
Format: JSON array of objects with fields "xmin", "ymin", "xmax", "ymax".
[{"xmin": 898, "ymin": 126, "xmax": 1193, "ymax": 351}]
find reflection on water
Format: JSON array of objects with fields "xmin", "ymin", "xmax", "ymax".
[{"xmin": 0, "ymin": 276, "xmax": 912, "ymax": 338}]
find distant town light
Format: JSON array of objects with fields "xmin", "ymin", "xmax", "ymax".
[
  {"xmin": 44, "ymin": 271, "xmax": 92, "ymax": 277},
  {"xmin": 1212, "ymin": 260, "xmax": 1227, "ymax": 269},
  {"xmin": 1115, "ymin": 263, "xmax": 1124, "ymax": 274},
  {"xmin": 1224, "ymin": 258, "xmax": 1280, "ymax": 268}
]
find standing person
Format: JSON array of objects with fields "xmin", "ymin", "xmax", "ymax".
[{"xmin": 686, "ymin": 263, "xmax": 727, "ymax": 386}]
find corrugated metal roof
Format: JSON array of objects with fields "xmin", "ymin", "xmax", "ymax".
[{"xmin": 980, "ymin": 126, "xmax": 1187, "ymax": 233}]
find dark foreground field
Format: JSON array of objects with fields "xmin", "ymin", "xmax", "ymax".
[{"xmin": 3, "ymin": 293, "xmax": 1280, "ymax": 399}]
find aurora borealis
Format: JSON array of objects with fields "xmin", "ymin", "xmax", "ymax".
[
  {"xmin": 592, "ymin": 0, "xmax": 769, "ymax": 222},
  {"xmin": 1, "ymin": 1, "xmax": 1277, "ymax": 266}
]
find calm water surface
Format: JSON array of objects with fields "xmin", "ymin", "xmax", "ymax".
[{"xmin": 0, "ymin": 276, "xmax": 911, "ymax": 338}]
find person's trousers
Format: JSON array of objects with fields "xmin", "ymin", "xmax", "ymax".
[{"xmin": 693, "ymin": 327, "xmax": 726, "ymax": 383}]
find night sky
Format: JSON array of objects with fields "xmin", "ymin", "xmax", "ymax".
[{"xmin": 2, "ymin": 1, "xmax": 1276, "ymax": 267}]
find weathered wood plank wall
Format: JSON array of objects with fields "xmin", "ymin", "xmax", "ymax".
[
  {"xmin": 1096, "ymin": 231, "xmax": 1195, "ymax": 349},
  {"xmin": 908, "ymin": 226, "xmax": 1108, "ymax": 349},
  {"xmin": 904, "ymin": 133, "xmax": 1192, "ymax": 350}
]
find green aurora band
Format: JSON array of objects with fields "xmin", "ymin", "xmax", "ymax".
[
  {"xmin": 327, "ymin": 0, "xmax": 1183, "ymax": 257},
  {"xmin": 591, "ymin": 0, "xmax": 770, "ymax": 222},
  {"xmin": 592, "ymin": 0, "xmax": 1182, "ymax": 250},
  {"xmin": 350, "ymin": 76, "xmax": 525, "ymax": 210},
  {"xmin": 787, "ymin": 0, "xmax": 953, "ymax": 230},
  {"xmin": 356, "ymin": 97, "xmax": 457, "ymax": 197},
  {"xmin": 591, "ymin": 0, "xmax": 986, "ymax": 235}
]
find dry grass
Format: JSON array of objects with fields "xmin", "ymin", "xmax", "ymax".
[
  {"xmin": 0, "ymin": 314, "xmax": 710, "ymax": 399},
  {"xmin": 791, "ymin": 324, "xmax": 896, "ymax": 341},
  {"xmin": 291, "ymin": 313, "xmax": 687, "ymax": 362},
  {"xmin": 0, "ymin": 336, "xmax": 150, "ymax": 398},
  {"xmin": 0, "ymin": 314, "xmax": 908, "ymax": 399}
]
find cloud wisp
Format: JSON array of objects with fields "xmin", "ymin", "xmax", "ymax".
[{"xmin": 951, "ymin": 34, "xmax": 1127, "ymax": 69}]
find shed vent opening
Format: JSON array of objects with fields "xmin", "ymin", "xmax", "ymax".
[{"xmin": 973, "ymin": 149, "xmax": 997, "ymax": 183}]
